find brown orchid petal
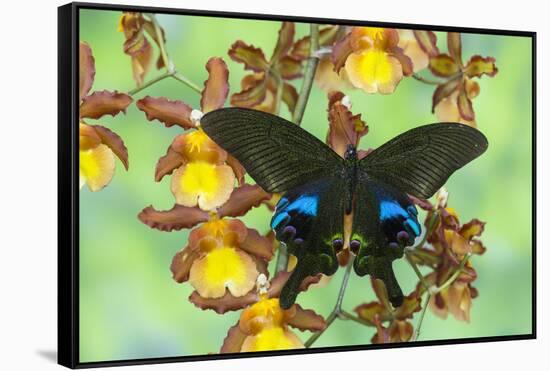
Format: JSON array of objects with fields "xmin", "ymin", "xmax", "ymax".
[
  {"xmin": 291, "ymin": 26, "xmax": 339, "ymax": 60},
  {"xmin": 407, "ymin": 247, "xmax": 441, "ymax": 267},
  {"xmin": 123, "ymin": 29, "xmax": 153, "ymax": 86},
  {"xmin": 331, "ymin": 33, "xmax": 353, "ymax": 72},
  {"xmin": 371, "ymin": 315, "xmax": 391, "ymax": 344},
  {"xmin": 267, "ymin": 271, "xmax": 322, "ymax": 298},
  {"xmin": 445, "ymin": 229, "xmax": 471, "ymax": 256},
  {"xmin": 429, "ymin": 54, "xmax": 460, "ymax": 77},
  {"xmin": 431, "ymin": 77, "xmax": 461, "ymax": 113},
  {"xmin": 188, "ymin": 219, "xmax": 248, "ymax": 251},
  {"xmin": 137, "ymin": 204, "xmax": 209, "ymax": 231},
  {"xmin": 413, "ymin": 30, "xmax": 439, "ymax": 57},
  {"xmin": 465, "ymin": 79, "xmax": 480, "ymax": 100},
  {"xmin": 170, "ymin": 246, "xmax": 201, "ymax": 283},
  {"xmin": 228, "ymin": 40, "xmax": 268, "ymax": 72},
  {"xmin": 218, "ymin": 184, "xmax": 271, "ymax": 218},
  {"xmin": 142, "ymin": 18, "xmax": 167, "ymax": 69},
  {"xmin": 136, "ymin": 96, "xmax": 194, "ymax": 129},
  {"xmin": 434, "ymin": 91, "xmax": 477, "ymax": 127},
  {"xmin": 389, "ymin": 320, "xmax": 414, "ymax": 342},
  {"xmin": 447, "ymin": 32, "xmax": 463, "ymax": 66},
  {"xmin": 464, "ymin": 55, "xmax": 498, "ymax": 78},
  {"xmin": 155, "ymin": 144, "xmax": 186, "ymax": 182},
  {"xmin": 429, "ymin": 291, "xmax": 449, "ymax": 319},
  {"xmin": 240, "ymin": 228, "xmax": 274, "ymax": 261},
  {"xmin": 220, "ymin": 323, "xmax": 248, "ymax": 353},
  {"xmin": 314, "ymin": 58, "xmax": 351, "ymax": 92},
  {"xmin": 79, "ymin": 122, "xmax": 101, "ymax": 151},
  {"xmin": 389, "ymin": 46, "xmax": 413, "ymax": 76},
  {"xmin": 79, "ymin": 41, "xmax": 95, "ymax": 101},
  {"xmin": 398, "ymin": 30, "xmax": 429, "ymax": 72},
  {"xmin": 408, "ymin": 195, "xmax": 433, "ymax": 211},
  {"xmin": 189, "ymin": 289, "xmax": 257, "ymax": 314},
  {"xmin": 226, "ymin": 154, "xmax": 246, "ymax": 186},
  {"xmin": 271, "ymin": 22, "xmax": 295, "ymax": 62},
  {"xmin": 470, "ymin": 239, "xmax": 487, "ymax": 255},
  {"xmin": 327, "ymin": 95, "xmax": 368, "ymax": 157},
  {"xmin": 287, "ymin": 304, "xmax": 326, "ymax": 332},
  {"xmin": 93, "ymin": 125, "xmax": 129, "ymax": 170},
  {"xmin": 200, "ymin": 57, "xmax": 230, "ymax": 113},
  {"xmin": 354, "ymin": 302, "xmax": 388, "ymax": 325},
  {"xmin": 460, "ymin": 219, "xmax": 486, "ymax": 240},
  {"xmin": 230, "ymin": 77, "xmax": 267, "ymax": 108},
  {"xmin": 282, "ymin": 83, "xmax": 299, "ymax": 114},
  {"xmin": 277, "ymin": 56, "xmax": 302, "ymax": 80},
  {"xmin": 393, "ymin": 292, "xmax": 421, "ymax": 320},
  {"xmin": 371, "ymin": 278, "xmax": 393, "ymax": 311},
  {"xmin": 447, "ymin": 282, "xmax": 472, "ymax": 322},
  {"xmin": 80, "ymin": 90, "xmax": 133, "ymax": 120},
  {"xmin": 457, "ymin": 83, "xmax": 475, "ymax": 121}
]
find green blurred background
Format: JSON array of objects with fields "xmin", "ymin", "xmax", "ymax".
[{"xmin": 79, "ymin": 9, "xmax": 533, "ymax": 363}]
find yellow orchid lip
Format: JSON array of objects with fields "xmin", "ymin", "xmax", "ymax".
[
  {"xmin": 189, "ymin": 245, "xmax": 259, "ymax": 298},
  {"xmin": 171, "ymin": 161, "xmax": 235, "ymax": 211},
  {"xmin": 345, "ymin": 49, "xmax": 403, "ymax": 94},
  {"xmin": 79, "ymin": 144, "xmax": 116, "ymax": 192}
]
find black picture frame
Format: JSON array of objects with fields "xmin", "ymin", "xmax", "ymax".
[{"xmin": 58, "ymin": 2, "xmax": 537, "ymax": 369}]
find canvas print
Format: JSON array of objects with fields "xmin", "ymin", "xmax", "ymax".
[{"xmin": 73, "ymin": 5, "xmax": 534, "ymax": 365}]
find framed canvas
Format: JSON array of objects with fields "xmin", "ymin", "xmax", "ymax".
[{"xmin": 58, "ymin": 2, "xmax": 537, "ymax": 369}]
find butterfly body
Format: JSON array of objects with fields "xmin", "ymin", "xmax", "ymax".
[{"xmin": 201, "ymin": 107, "xmax": 488, "ymax": 309}]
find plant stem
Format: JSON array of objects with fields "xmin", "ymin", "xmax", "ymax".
[
  {"xmin": 292, "ymin": 24, "xmax": 320, "ymax": 126},
  {"xmin": 305, "ymin": 256, "xmax": 355, "ymax": 348},
  {"xmin": 412, "ymin": 73, "xmax": 442, "ymax": 85},
  {"xmin": 406, "ymin": 254, "xmax": 430, "ymax": 292},
  {"xmin": 128, "ymin": 71, "xmax": 172, "ymax": 96},
  {"xmin": 412, "ymin": 291, "xmax": 431, "ymax": 341},
  {"xmin": 412, "ymin": 253, "xmax": 472, "ymax": 341},
  {"xmin": 127, "ymin": 14, "xmax": 201, "ymax": 96},
  {"xmin": 273, "ymin": 72, "xmax": 284, "ymax": 115},
  {"xmin": 274, "ymin": 242, "xmax": 289, "ymax": 274},
  {"xmin": 339, "ymin": 310, "xmax": 372, "ymax": 327},
  {"xmin": 172, "ymin": 71, "xmax": 203, "ymax": 94},
  {"xmin": 435, "ymin": 253, "xmax": 471, "ymax": 293}
]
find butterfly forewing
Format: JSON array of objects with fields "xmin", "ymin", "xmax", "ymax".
[
  {"xmin": 200, "ymin": 107, "xmax": 344, "ymax": 193},
  {"xmin": 359, "ymin": 123, "xmax": 488, "ymax": 199}
]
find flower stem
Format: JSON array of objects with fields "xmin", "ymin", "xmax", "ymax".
[
  {"xmin": 435, "ymin": 253, "xmax": 471, "ymax": 293},
  {"xmin": 172, "ymin": 71, "xmax": 203, "ymax": 94},
  {"xmin": 412, "ymin": 73, "xmax": 442, "ymax": 85},
  {"xmin": 274, "ymin": 242, "xmax": 289, "ymax": 274},
  {"xmin": 292, "ymin": 24, "xmax": 320, "ymax": 126},
  {"xmin": 127, "ymin": 14, "xmax": 201, "ymax": 96},
  {"xmin": 273, "ymin": 72, "xmax": 284, "ymax": 115},
  {"xmin": 339, "ymin": 310, "xmax": 372, "ymax": 327},
  {"xmin": 128, "ymin": 71, "xmax": 172, "ymax": 96},
  {"xmin": 305, "ymin": 255, "xmax": 355, "ymax": 348},
  {"xmin": 412, "ymin": 253, "xmax": 472, "ymax": 341},
  {"xmin": 412, "ymin": 291, "xmax": 431, "ymax": 341}
]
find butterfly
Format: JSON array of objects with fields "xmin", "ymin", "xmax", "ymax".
[{"xmin": 201, "ymin": 107, "xmax": 488, "ymax": 309}]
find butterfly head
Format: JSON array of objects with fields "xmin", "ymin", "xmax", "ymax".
[{"xmin": 344, "ymin": 144, "xmax": 357, "ymax": 161}]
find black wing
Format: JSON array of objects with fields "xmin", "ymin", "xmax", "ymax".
[
  {"xmin": 351, "ymin": 177, "xmax": 422, "ymax": 308},
  {"xmin": 201, "ymin": 107, "xmax": 343, "ymax": 193},
  {"xmin": 271, "ymin": 177, "xmax": 345, "ymax": 309},
  {"xmin": 359, "ymin": 123, "xmax": 488, "ymax": 199}
]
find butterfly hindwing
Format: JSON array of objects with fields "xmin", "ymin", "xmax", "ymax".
[
  {"xmin": 359, "ymin": 123, "xmax": 488, "ymax": 199},
  {"xmin": 201, "ymin": 107, "xmax": 344, "ymax": 193},
  {"xmin": 351, "ymin": 174, "xmax": 421, "ymax": 307},
  {"xmin": 271, "ymin": 177, "xmax": 346, "ymax": 309}
]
